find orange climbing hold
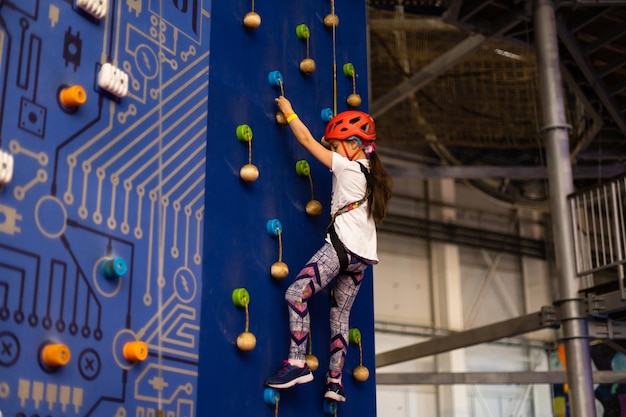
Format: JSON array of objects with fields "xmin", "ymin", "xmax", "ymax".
[
  {"xmin": 123, "ymin": 341, "xmax": 149, "ymax": 362},
  {"xmin": 42, "ymin": 343, "xmax": 71, "ymax": 367},
  {"xmin": 60, "ymin": 85, "xmax": 87, "ymax": 107}
]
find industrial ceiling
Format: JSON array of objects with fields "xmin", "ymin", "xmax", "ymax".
[{"xmin": 368, "ymin": 0, "xmax": 626, "ymax": 209}]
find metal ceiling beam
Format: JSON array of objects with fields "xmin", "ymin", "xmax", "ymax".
[
  {"xmin": 584, "ymin": 21, "xmax": 626, "ymax": 54},
  {"xmin": 376, "ymin": 307, "xmax": 559, "ymax": 368},
  {"xmin": 376, "ymin": 371, "xmax": 626, "ymax": 385},
  {"xmin": 577, "ymin": 151, "xmax": 626, "ymax": 161},
  {"xmin": 609, "ymin": 79, "xmax": 626, "ymax": 96},
  {"xmin": 368, "ymin": 17, "xmax": 457, "ymax": 31},
  {"xmin": 560, "ymin": 0, "xmax": 626, "ymax": 5},
  {"xmin": 556, "ymin": 15, "xmax": 626, "ymax": 134},
  {"xmin": 599, "ymin": 52, "xmax": 626, "ymax": 77},
  {"xmin": 455, "ymin": 0, "xmax": 495, "ymax": 25},
  {"xmin": 370, "ymin": 34, "xmax": 486, "ymax": 118},
  {"xmin": 442, "ymin": 0, "xmax": 463, "ymax": 23},
  {"xmin": 385, "ymin": 164, "xmax": 624, "ymax": 178},
  {"xmin": 370, "ymin": 10, "xmax": 527, "ymax": 119},
  {"xmin": 368, "ymin": 0, "xmax": 451, "ymax": 7},
  {"xmin": 563, "ymin": 6, "xmax": 614, "ymax": 32}
]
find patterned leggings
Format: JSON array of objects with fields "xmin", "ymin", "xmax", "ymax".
[{"xmin": 286, "ymin": 242, "xmax": 369, "ymax": 377}]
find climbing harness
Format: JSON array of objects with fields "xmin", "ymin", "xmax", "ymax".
[{"xmin": 326, "ymin": 163, "xmax": 372, "ymax": 271}]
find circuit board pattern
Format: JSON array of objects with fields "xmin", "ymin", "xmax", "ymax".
[{"xmin": 0, "ymin": 0, "xmax": 209, "ymax": 416}]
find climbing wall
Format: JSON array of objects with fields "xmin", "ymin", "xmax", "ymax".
[
  {"xmin": 198, "ymin": 2, "xmax": 376, "ymax": 415},
  {"xmin": 0, "ymin": 1, "xmax": 375, "ymax": 417}
]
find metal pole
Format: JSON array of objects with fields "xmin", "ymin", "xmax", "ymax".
[{"xmin": 534, "ymin": 1, "xmax": 597, "ymax": 417}]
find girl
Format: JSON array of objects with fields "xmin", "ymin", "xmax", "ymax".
[{"xmin": 265, "ymin": 96, "xmax": 392, "ymax": 402}]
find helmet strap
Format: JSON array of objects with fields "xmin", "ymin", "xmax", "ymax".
[{"xmin": 340, "ymin": 140, "xmax": 365, "ymax": 161}]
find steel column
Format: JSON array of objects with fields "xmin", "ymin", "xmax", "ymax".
[{"xmin": 534, "ymin": 1, "xmax": 597, "ymax": 416}]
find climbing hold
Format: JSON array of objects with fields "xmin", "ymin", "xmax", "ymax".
[
  {"xmin": 231, "ymin": 288, "xmax": 250, "ymax": 308},
  {"xmin": 296, "ymin": 160, "xmax": 322, "ymax": 216},
  {"xmin": 123, "ymin": 341, "xmax": 148, "ymax": 362},
  {"xmin": 267, "ymin": 219, "xmax": 288, "ymax": 279},
  {"xmin": 242, "ymin": 0, "xmax": 260, "ymax": 28},
  {"xmin": 300, "ymin": 58, "xmax": 316, "ymax": 74},
  {"xmin": 321, "ymin": 108, "xmax": 334, "ymax": 123},
  {"xmin": 295, "ymin": 160, "xmax": 311, "ymax": 176},
  {"xmin": 306, "ymin": 200, "xmax": 323, "ymax": 216},
  {"xmin": 101, "ymin": 257, "xmax": 128, "ymax": 279},
  {"xmin": 271, "ymin": 261, "xmax": 289, "ymax": 280},
  {"xmin": 347, "ymin": 94, "xmax": 362, "ymax": 107},
  {"xmin": 237, "ymin": 331, "xmax": 256, "ymax": 351},
  {"xmin": 296, "ymin": 24, "xmax": 316, "ymax": 74},
  {"xmin": 306, "ymin": 354, "xmax": 319, "ymax": 371},
  {"xmin": 349, "ymin": 328, "xmax": 369, "ymax": 381},
  {"xmin": 342, "ymin": 63, "xmax": 355, "ymax": 77},
  {"xmin": 264, "ymin": 388, "xmax": 280, "ymax": 405},
  {"xmin": 349, "ymin": 328, "xmax": 361, "ymax": 345},
  {"xmin": 0, "ymin": 150, "xmax": 14, "ymax": 185},
  {"xmin": 237, "ymin": 124, "xmax": 259, "ymax": 182},
  {"xmin": 353, "ymin": 365, "xmax": 369, "ymax": 382},
  {"xmin": 296, "ymin": 24, "xmax": 310, "ymax": 40},
  {"xmin": 240, "ymin": 164, "xmax": 259, "ymax": 182},
  {"xmin": 42, "ymin": 343, "xmax": 71, "ymax": 367},
  {"xmin": 59, "ymin": 85, "xmax": 87, "ymax": 108},
  {"xmin": 266, "ymin": 219, "xmax": 282, "ymax": 237},
  {"xmin": 236, "ymin": 124, "xmax": 253, "ymax": 142},
  {"xmin": 323, "ymin": 399, "xmax": 338, "ymax": 415},
  {"xmin": 243, "ymin": 11, "xmax": 261, "ymax": 29},
  {"xmin": 344, "ymin": 63, "xmax": 362, "ymax": 107},
  {"xmin": 324, "ymin": 14, "xmax": 339, "ymax": 28},
  {"xmin": 98, "ymin": 63, "xmax": 129, "ymax": 98},
  {"xmin": 268, "ymin": 71, "xmax": 284, "ymax": 88},
  {"xmin": 232, "ymin": 288, "xmax": 256, "ymax": 351}
]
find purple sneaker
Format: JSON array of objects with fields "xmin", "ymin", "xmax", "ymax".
[
  {"xmin": 266, "ymin": 361, "xmax": 314, "ymax": 389},
  {"xmin": 324, "ymin": 377, "xmax": 346, "ymax": 402}
]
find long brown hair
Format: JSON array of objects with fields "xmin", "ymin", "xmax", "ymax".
[{"xmin": 366, "ymin": 152, "xmax": 392, "ymax": 223}]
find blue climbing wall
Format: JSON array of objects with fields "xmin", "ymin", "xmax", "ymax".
[
  {"xmin": 198, "ymin": 1, "xmax": 376, "ymax": 415},
  {"xmin": 0, "ymin": 1, "xmax": 376, "ymax": 416}
]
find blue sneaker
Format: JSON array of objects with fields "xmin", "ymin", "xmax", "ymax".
[
  {"xmin": 266, "ymin": 361, "xmax": 314, "ymax": 389},
  {"xmin": 324, "ymin": 377, "xmax": 346, "ymax": 402}
]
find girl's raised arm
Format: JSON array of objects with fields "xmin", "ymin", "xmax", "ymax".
[{"xmin": 275, "ymin": 96, "xmax": 332, "ymax": 169}]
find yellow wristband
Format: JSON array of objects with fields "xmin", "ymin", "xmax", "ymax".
[
  {"xmin": 286, "ymin": 113, "xmax": 299, "ymax": 123},
  {"xmin": 283, "ymin": 111, "xmax": 294, "ymax": 119}
]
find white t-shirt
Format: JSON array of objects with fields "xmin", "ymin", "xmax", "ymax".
[{"xmin": 325, "ymin": 153, "xmax": 378, "ymax": 263}]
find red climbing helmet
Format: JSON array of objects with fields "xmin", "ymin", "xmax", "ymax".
[{"xmin": 324, "ymin": 110, "xmax": 376, "ymax": 142}]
